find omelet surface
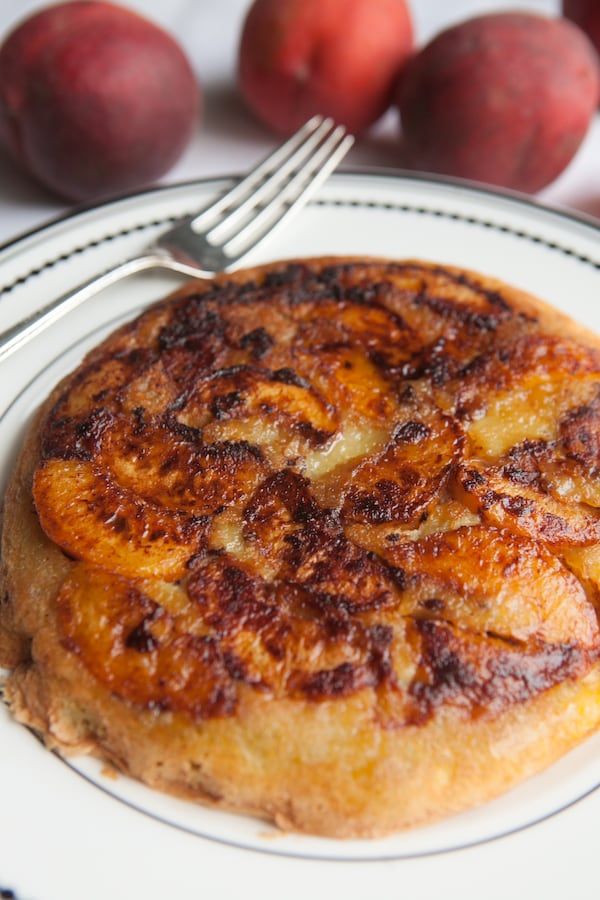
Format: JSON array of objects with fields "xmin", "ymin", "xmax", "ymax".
[{"xmin": 3, "ymin": 258, "xmax": 600, "ymax": 838}]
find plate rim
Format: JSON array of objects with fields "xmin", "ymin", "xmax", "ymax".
[
  {"xmin": 1, "ymin": 168, "xmax": 599, "ymax": 293},
  {"xmin": 2, "ymin": 169, "xmax": 600, "ymax": 885}
]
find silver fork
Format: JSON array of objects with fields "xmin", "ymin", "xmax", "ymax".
[{"xmin": 0, "ymin": 116, "xmax": 353, "ymax": 364}]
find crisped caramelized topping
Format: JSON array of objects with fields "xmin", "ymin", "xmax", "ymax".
[{"xmin": 32, "ymin": 260, "xmax": 600, "ymax": 724}]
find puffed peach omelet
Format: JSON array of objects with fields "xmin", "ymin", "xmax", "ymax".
[{"xmin": 2, "ymin": 257, "xmax": 600, "ymax": 838}]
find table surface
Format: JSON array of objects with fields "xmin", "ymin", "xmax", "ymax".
[{"xmin": 0, "ymin": 0, "xmax": 598, "ymax": 251}]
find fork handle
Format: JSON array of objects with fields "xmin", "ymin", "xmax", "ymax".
[{"xmin": 0, "ymin": 254, "xmax": 167, "ymax": 365}]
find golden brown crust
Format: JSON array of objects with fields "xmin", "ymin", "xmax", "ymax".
[{"xmin": 3, "ymin": 256, "xmax": 600, "ymax": 838}]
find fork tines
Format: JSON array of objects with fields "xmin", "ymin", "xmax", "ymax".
[{"xmin": 193, "ymin": 116, "xmax": 354, "ymax": 261}]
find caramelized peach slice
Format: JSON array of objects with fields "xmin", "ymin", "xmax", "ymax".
[
  {"xmin": 243, "ymin": 469, "xmax": 403, "ymax": 613},
  {"xmin": 33, "ymin": 459, "xmax": 207, "ymax": 580},
  {"xmin": 382, "ymin": 525, "xmax": 599, "ymax": 646},
  {"xmin": 95, "ymin": 416, "xmax": 267, "ymax": 514},
  {"xmin": 292, "ymin": 296, "xmax": 418, "ymax": 370},
  {"xmin": 41, "ymin": 349, "xmax": 157, "ymax": 453},
  {"xmin": 454, "ymin": 458, "xmax": 600, "ymax": 546},
  {"xmin": 187, "ymin": 556, "xmax": 396, "ymax": 699},
  {"xmin": 56, "ymin": 564, "xmax": 237, "ymax": 719},
  {"xmin": 292, "ymin": 344, "xmax": 397, "ymax": 424},
  {"xmin": 341, "ymin": 408, "xmax": 464, "ymax": 526},
  {"xmin": 457, "ymin": 335, "xmax": 600, "ymax": 456},
  {"xmin": 177, "ymin": 364, "xmax": 338, "ymax": 444}
]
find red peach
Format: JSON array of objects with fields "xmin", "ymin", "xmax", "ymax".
[
  {"xmin": 238, "ymin": 0, "xmax": 414, "ymax": 136},
  {"xmin": 0, "ymin": 1, "xmax": 201, "ymax": 202},
  {"xmin": 397, "ymin": 12, "xmax": 600, "ymax": 193}
]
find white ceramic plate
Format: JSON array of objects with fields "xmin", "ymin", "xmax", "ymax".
[{"xmin": 2, "ymin": 171, "xmax": 600, "ymax": 900}]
